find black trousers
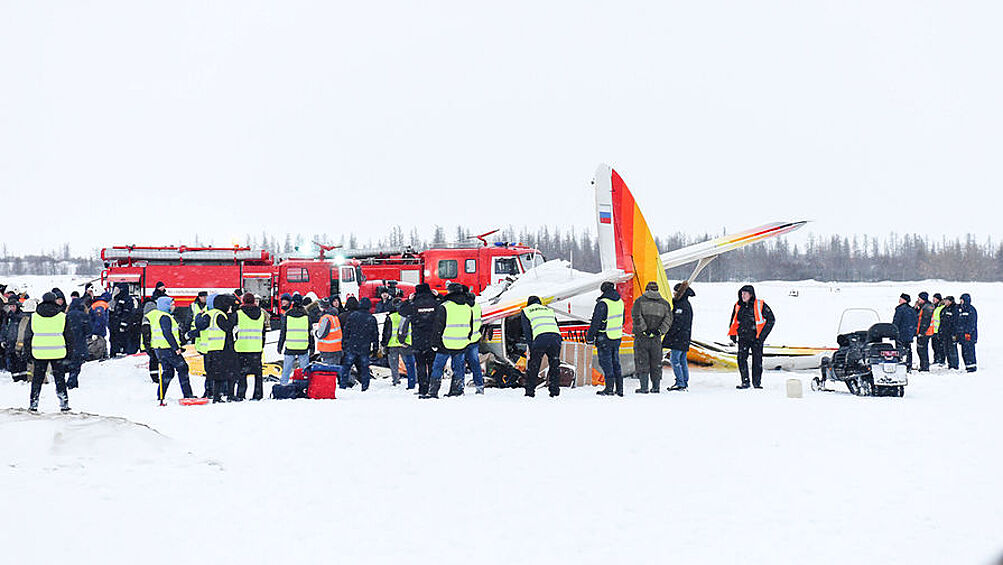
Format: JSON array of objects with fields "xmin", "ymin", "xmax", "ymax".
[
  {"xmin": 147, "ymin": 351, "xmax": 160, "ymax": 383},
  {"xmin": 960, "ymin": 339, "xmax": 977, "ymax": 372},
  {"xmin": 898, "ymin": 341, "xmax": 914, "ymax": 372},
  {"xmin": 916, "ymin": 335, "xmax": 931, "ymax": 371},
  {"xmin": 526, "ymin": 334, "xmax": 562, "ymax": 397},
  {"xmin": 944, "ymin": 336, "xmax": 960, "ymax": 369},
  {"xmin": 414, "ymin": 348, "xmax": 436, "ymax": 395},
  {"xmin": 737, "ymin": 339, "xmax": 763, "ymax": 387},
  {"xmin": 932, "ymin": 333, "xmax": 945, "ymax": 364},
  {"xmin": 237, "ymin": 352, "xmax": 264, "ymax": 400},
  {"xmin": 30, "ymin": 358, "xmax": 68, "ymax": 402}
]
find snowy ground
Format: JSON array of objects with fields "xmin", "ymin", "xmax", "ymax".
[{"xmin": 1, "ymin": 279, "xmax": 1000, "ymax": 564}]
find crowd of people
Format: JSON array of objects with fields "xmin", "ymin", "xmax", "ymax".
[
  {"xmin": 0, "ymin": 278, "xmax": 982, "ymax": 410},
  {"xmin": 893, "ymin": 291, "xmax": 979, "ymax": 373}
]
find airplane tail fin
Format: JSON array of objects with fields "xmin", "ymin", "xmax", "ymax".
[{"xmin": 594, "ymin": 164, "xmax": 672, "ymax": 333}]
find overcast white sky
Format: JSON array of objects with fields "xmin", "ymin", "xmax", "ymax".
[{"xmin": 2, "ymin": 1, "xmax": 1001, "ymax": 255}]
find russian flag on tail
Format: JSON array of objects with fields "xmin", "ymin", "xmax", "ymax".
[{"xmin": 598, "ymin": 206, "xmax": 612, "ymax": 224}]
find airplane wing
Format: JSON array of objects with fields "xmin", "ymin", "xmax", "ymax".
[
  {"xmin": 660, "ymin": 221, "xmax": 807, "ymax": 270},
  {"xmin": 479, "ymin": 262, "xmax": 631, "ymax": 324}
]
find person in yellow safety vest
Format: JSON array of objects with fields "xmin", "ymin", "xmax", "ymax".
[
  {"xmin": 189, "ymin": 294, "xmax": 214, "ymax": 398},
  {"xmin": 148, "ymin": 296, "xmax": 195, "ymax": 401},
  {"xmin": 380, "ymin": 298, "xmax": 416, "ymax": 388},
  {"xmin": 185, "ymin": 291, "xmax": 208, "ymax": 347},
  {"xmin": 727, "ymin": 284, "xmax": 776, "ymax": 389},
  {"xmin": 235, "ymin": 293, "xmax": 267, "ymax": 400},
  {"xmin": 425, "ymin": 283, "xmax": 472, "ymax": 399},
  {"xmin": 25, "ymin": 292, "xmax": 74, "ymax": 412},
  {"xmin": 278, "ymin": 293, "xmax": 312, "ymax": 386},
  {"xmin": 520, "ymin": 295, "xmax": 563, "ymax": 398},
  {"xmin": 930, "ymin": 293, "xmax": 946, "ymax": 366},
  {"xmin": 139, "ymin": 299, "xmax": 161, "ymax": 384},
  {"xmin": 461, "ymin": 288, "xmax": 486, "ymax": 394},
  {"xmin": 587, "ymin": 282, "xmax": 625, "ymax": 397},
  {"xmin": 193, "ymin": 293, "xmax": 238, "ymax": 402}
]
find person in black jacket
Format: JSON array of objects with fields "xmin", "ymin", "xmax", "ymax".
[
  {"xmin": 429, "ymin": 283, "xmax": 472, "ymax": 398},
  {"xmin": 937, "ymin": 296, "xmax": 960, "ymax": 370},
  {"xmin": 892, "ymin": 293, "xmax": 918, "ymax": 372},
  {"xmin": 956, "ymin": 293, "xmax": 978, "ymax": 373},
  {"xmin": 25, "ymin": 292, "xmax": 74, "ymax": 411},
  {"xmin": 405, "ymin": 283, "xmax": 439, "ymax": 396},
  {"xmin": 65, "ymin": 297, "xmax": 91, "ymax": 389},
  {"xmin": 727, "ymin": 285, "xmax": 775, "ymax": 389},
  {"xmin": 151, "ymin": 281, "xmax": 168, "ymax": 301},
  {"xmin": 108, "ymin": 283, "xmax": 133, "ymax": 356},
  {"xmin": 3, "ymin": 298, "xmax": 29, "ymax": 382},
  {"xmin": 663, "ymin": 283, "xmax": 695, "ymax": 391},
  {"xmin": 341, "ymin": 297, "xmax": 379, "ymax": 391},
  {"xmin": 196, "ymin": 294, "xmax": 239, "ymax": 402},
  {"xmin": 586, "ymin": 282, "xmax": 625, "ymax": 396}
]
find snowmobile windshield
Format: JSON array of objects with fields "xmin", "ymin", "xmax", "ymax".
[{"xmin": 837, "ymin": 308, "xmax": 881, "ymax": 335}]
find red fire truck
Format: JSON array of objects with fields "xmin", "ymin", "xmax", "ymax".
[
  {"xmin": 100, "ymin": 246, "xmax": 367, "ymax": 314},
  {"xmin": 355, "ymin": 241, "xmax": 545, "ymax": 295}
]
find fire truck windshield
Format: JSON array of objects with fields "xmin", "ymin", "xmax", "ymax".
[
  {"xmin": 518, "ymin": 252, "xmax": 544, "ymax": 272},
  {"xmin": 494, "ymin": 257, "xmax": 519, "ymax": 276}
]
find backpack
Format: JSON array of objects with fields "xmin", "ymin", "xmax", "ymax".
[{"xmin": 270, "ymin": 380, "xmax": 309, "ymax": 400}]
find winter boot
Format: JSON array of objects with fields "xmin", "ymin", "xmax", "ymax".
[
  {"xmin": 736, "ymin": 383, "xmax": 751, "ymax": 389},
  {"xmin": 29, "ymin": 394, "xmax": 39, "ymax": 412},
  {"xmin": 57, "ymin": 391, "xmax": 70, "ymax": 412},
  {"xmin": 596, "ymin": 389, "xmax": 614, "ymax": 396},
  {"xmin": 475, "ymin": 386, "xmax": 484, "ymax": 395},
  {"xmin": 635, "ymin": 388, "xmax": 649, "ymax": 394}
]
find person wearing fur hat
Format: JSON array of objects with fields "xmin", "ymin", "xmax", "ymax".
[
  {"xmin": 893, "ymin": 293, "xmax": 918, "ymax": 372},
  {"xmin": 24, "ymin": 292, "xmax": 74, "ymax": 411}
]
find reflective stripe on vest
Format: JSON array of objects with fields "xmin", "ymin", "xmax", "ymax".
[
  {"xmin": 30, "ymin": 312, "xmax": 67, "ymax": 359},
  {"xmin": 387, "ymin": 312, "xmax": 407, "ymax": 348},
  {"xmin": 918, "ymin": 305, "xmax": 935, "ymax": 336},
  {"xmin": 203, "ymin": 309, "xmax": 227, "ymax": 352},
  {"xmin": 285, "ymin": 314, "xmax": 310, "ymax": 350},
  {"xmin": 317, "ymin": 313, "xmax": 343, "ymax": 353},
  {"xmin": 728, "ymin": 299, "xmax": 765, "ymax": 338},
  {"xmin": 147, "ymin": 310, "xmax": 179, "ymax": 350},
  {"xmin": 441, "ymin": 301, "xmax": 472, "ymax": 349},
  {"xmin": 523, "ymin": 303, "xmax": 560, "ymax": 338},
  {"xmin": 470, "ymin": 303, "xmax": 482, "ymax": 339},
  {"xmin": 601, "ymin": 298, "xmax": 624, "ymax": 340},
  {"xmin": 235, "ymin": 310, "xmax": 265, "ymax": 353},
  {"xmin": 932, "ymin": 304, "xmax": 945, "ymax": 333}
]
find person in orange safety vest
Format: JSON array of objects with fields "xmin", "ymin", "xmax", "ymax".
[{"xmin": 728, "ymin": 284, "xmax": 775, "ymax": 390}]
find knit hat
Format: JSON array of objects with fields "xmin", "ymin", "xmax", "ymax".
[
  {"xmin": 155, "ymin": 281, "xmax": 166, "ymax": 289},
  {"xmin": 197, "ymin": 290, "xmax": 208, "ymax": 298},
  {"xmin": 415, "ymin": 283, "xmax": 432, "ymax": 295},
  {"xmin": 280, "ymin": 293, "xmax": 292, "ymax": 302},
  {"xmin": 918, "ymin": 291, "xmax": 929, "ymax": 301},
  {"xmin": 42, "ymin": 292, "xmax": 57, "ymax": 304},
  {"xmin": 527, "ymin": 295, "xmax": 542, "ymax": 305},
  {"xmin": 900, "ymin": 293, "xmax": 910, "ymax": 303},
  {"xmin": 601, "ymin": 282, "xmax": 615, "ymax": 293},
  {"xmin": 360, "ymin": 297, "xmax": 372, "ymax": 311},
  {"xmin": 944, "ymin": 295, "xmax": 955, "ymax": 303},
  {"xmin": 291, "ymin": 294, "xmax": 303, "ymax": 307},
  {"xmin": 645, "ymin": 282, "xmax": 659, "ymax": 291},
  {"xmin": 933, "ymin": 293, "xmax": 942, "ymax": 300},
  {"xmin": 345, "ymin": 296, "xmax": 359, "ymax": 311},
  {"xmin": 242, "ymin": 292, "xmax": 256, "ymax": 305}
]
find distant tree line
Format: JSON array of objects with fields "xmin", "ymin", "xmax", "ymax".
[{"xmin": 3, "ymin": 230, "xmax": 1002, "ymax": 282}]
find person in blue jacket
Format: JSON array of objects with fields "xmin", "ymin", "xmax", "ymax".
[
  {"xmin": 892, "ymin": 293, "xmax": 919, "ymax": 372},
  {"xmin": 956, "ymin": 293, "xmax": 978, "ymax": 373},
  {"xmin": 65, "ymin": 297, "xmax": 91, "ymax": 389}
]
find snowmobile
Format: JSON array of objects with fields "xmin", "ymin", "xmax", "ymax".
[{"xmin": 813, "ymin": 309, "xmax": 908, "ymax": 397}]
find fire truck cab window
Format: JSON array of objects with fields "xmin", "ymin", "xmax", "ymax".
[
  {"xmin": 464, "ymin": 259, "xmax": 477, "ymax": 274},
  {"xmin": 438, "ymin": 260, "xmax": 458, "ymax": 279},
  {"xmin": 287, "ymin": 268, "xmax": 309, "ymax": 283},
  {"xmin": 494, "ymin": 257, "xmax": 519, "ymax": 276}
]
